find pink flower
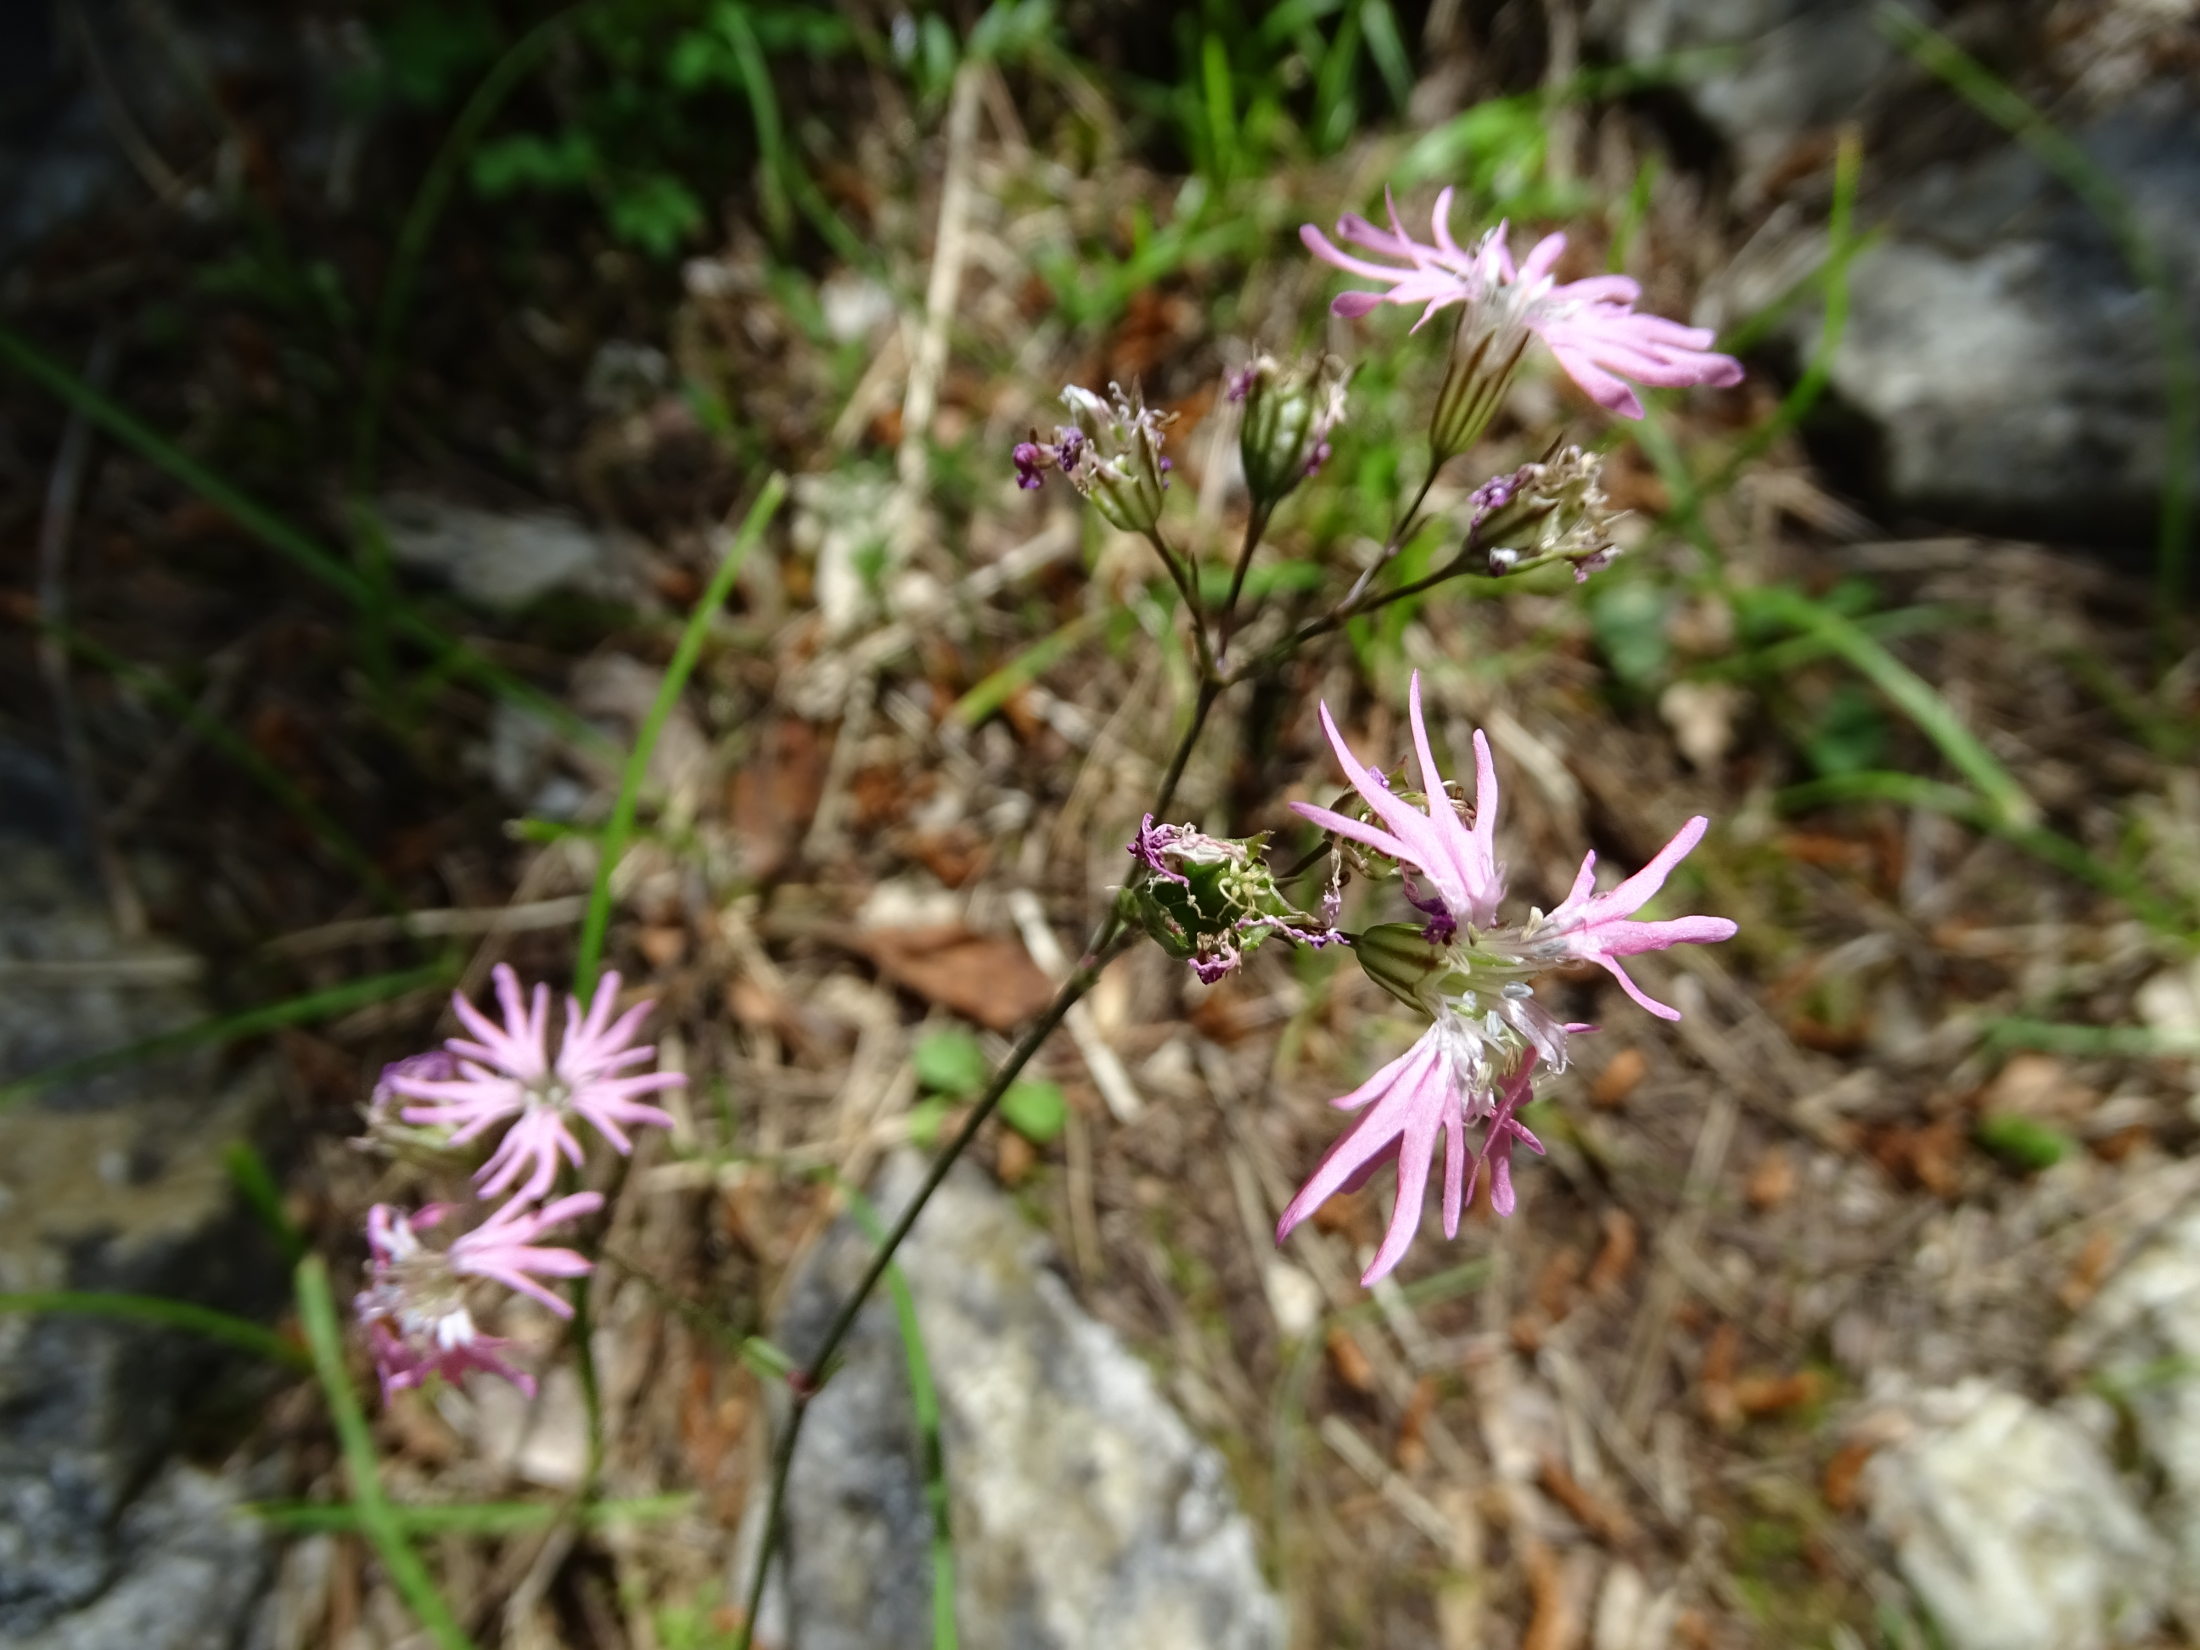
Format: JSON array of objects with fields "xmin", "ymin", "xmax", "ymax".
[
  {"xmin": 1301, "ymin": 186, "xmax": 1743, "ymax": 419},
  {"xmin": 392, "ymin": 966, "xmax": 683, "ymax": 1203},
  {"xmin": 1526, "ymin": 817, "xmax": 1738, "ymax": 1020},
  {"xmin": 1292, "ymin": 672, "xmax": 1504, "ymax": 933},
  {"xmin": 354, "ymin": 1193, "xmax": 601, "ymax": 1401},
  {"xmin": 1274, "ymin": 1026, "xmax": 1544, "ymax": 1286},
  {"xmin": 1281, "ymin": 671, "xmax": 1738, "ymax": 1282}
]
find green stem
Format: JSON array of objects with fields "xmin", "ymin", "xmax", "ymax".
[
  {"xmin": 733, "ymin": 647, "xmax": 1232, "ymax": 1645},
  {"xmin": 735, "ymin": 927, "xmax": 1133, "ymax": 1648}
]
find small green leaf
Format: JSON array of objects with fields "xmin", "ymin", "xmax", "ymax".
[
  {"xmin": 914, "ymin": 1028, "xmax": 988, "ymax": 1096},
  {"xmin": 907, "ymin": 1094, "xmax": 955, "ymax": 1149},
  {"xmin": 738, "ymin": 1336, "xmax": 797, "ymax": 1382},
  {"xmin": 1974, "ymin": 1113, "xmax": 2072, "ymax": 1172},
  {"xmin": 1000, "ymin": 1079, "xmax": 1067, "ymax": 1146}
]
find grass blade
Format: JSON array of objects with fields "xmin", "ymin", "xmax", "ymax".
[
  {"xmin": 1776, "ymin": 769, "xmax": 2190, "ymax": 933},
  {"xmin": 0, "ymin": 960, "xmax": 455, "ymax": 1111},
  {"xmin": 294, "ymin": 1255, "xmax": 474, "ymax": 1650},
  {"xmin": 250, "ymin": 1493, "xmax": 694, "ymax": 1536},
  {"xmin": 1985, "ymin": 1018, "xmax": 2200, "ymax": 1058},
  {"xmin": 0, "ymin": 326, "xmax": 606, "ymax": 756},
  {"xmin": 574, "ymin": 475, "xmax": 786, "ymax": 996},
  {"xmin": 1745, "ymin": 586, "xmax": 2039, "ymax": 829},
  {"xmin": 0, "ymin": 1290, "xmax": 307, "ymax": 1370}
]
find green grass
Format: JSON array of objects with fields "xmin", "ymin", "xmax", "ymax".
[
  {"xmin": 0, "ymin": 960, "xmax": 457, "ymax": 1113},
  {"xmin": 0, "ymin": 1291, "xmax": 307, "ymax": 1370},
  {"xmin": 296, "ymin": 1253, "xmax": 474, "ymax": 1650},
  {"xmin": 572, "ymin": 473, "xmax": 787, "ymax": 996}
]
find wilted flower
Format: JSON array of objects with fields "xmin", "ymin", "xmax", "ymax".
[
  {"xmin": 391, "ymin": 965, "xmax": 683, "ymax": 1204},
  {"xmin": 1280, "ymin": 671, "xmax": 1736, "ymax": 1282},
  {"xmin": 1302, "ymin": 186, "xmax": 1743, "ymax": 441},
  {"xmin": 1129, "ymin": 816, "xmax": 1341, "ymax": 983},
  {"xmin": 1469, "ymin": 446, "xmax": 1621, "ymax": 581},
  {"xmin": 1229, "ymin": 352, "xmax": 1349, "ymax": 509},
  {"xmin": 1012, "ymin": 382, "xmax": 1177, "ymax": 533},
  {"xmin": 354, "ymin": 1193, "xmax": 601, "ymax": 1400}
]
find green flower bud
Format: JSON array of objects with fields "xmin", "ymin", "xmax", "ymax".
[{"xmin": 1231, "ymin": 353, "xmax": 1349, "ymax": 509}]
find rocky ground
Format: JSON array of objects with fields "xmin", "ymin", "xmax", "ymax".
[{"xmin": 2, "ymin": 2, "xmax": 2197, "ymax": 1647}]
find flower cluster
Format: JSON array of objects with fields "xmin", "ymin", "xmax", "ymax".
[
  {"xmin": 1013, "ymin": 382, "xmax": 1178, "ymax": 532},
  {"xmin": 1281, "ymin": 674, "xmax": 1737, "ymax": 1283},
  {"xmin": 351, "ymin": 967, "xmax": 683, "ymax": 1399},
  {"xmin": 1302, "ymin": 187, "xmax": 1743, "ymax": 427}
]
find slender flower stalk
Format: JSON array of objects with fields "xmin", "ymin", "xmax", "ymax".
[
  {"xmin": 1281, "ymin": 672, "xmax": 1737, "ymax": 1282},
  {"xmin": 391, "ymin": 965, "xmax": 683, "ymax": 1204},
  {"xmin": 1303, "ymin": 186, "xmax": 1743, "ymax": 426}
]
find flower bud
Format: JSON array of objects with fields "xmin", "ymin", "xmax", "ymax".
[
  {"xmin": 1351, "ymin": 922, "xmax": 1460, "ymax": 1010},
  {"xmin": 1429, "ymin": 309, "xmax": 1532, "ymax": 462},
  {"xmin": 1468, "ymin": 445, "xmax": 1620, "ymax": 579},
  {"xmin": 1230, "ymin": 353, "xmax": 1349, "ymax": 509},
  {"xmin": 1054, "ymin": 382, "xmax": 1177, "ymax": 533},
  {"xmin": 1129, "ymin": 817, "xmax": 1338, "ymax": 982}
]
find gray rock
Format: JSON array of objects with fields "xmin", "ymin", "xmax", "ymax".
[
  {"xmin": 2064, "ymin": 1199, "xmax": 2200, "ymax": 1606},
  {"xmin": 1824, "ymin": 84, "xmax": 2200, "ymax": 543},
  {"xmin": 0, "ymin": 750, "xmax": 281, "ymax": 1644},
  {"xmin": 738, "ymin": 1154, "xmax": 1284, "ymax": 1650},
  {"xmin": 1860, "ymin": 1377, "xmax": 2169, "ymax": 1650},
  {"xmin": 1588, "ymin": 0, "xmax": 1918, "ymax": 193},
  {"xmin": 373, "ymin": 494, "xmax": 633, "ymax": 614}
]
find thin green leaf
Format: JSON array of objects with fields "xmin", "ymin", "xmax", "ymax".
[
  {"xmin": 0, "ymin": 327, "xmax": 604, "ymax": 755},
  {"xmin": 295, "ymin": 1255, "xmax": 474, "ymax": 1650},
  {"xmin": 574, "ymin": 475, "xmax": 787, "ymax": 996},
  {"xmin": 1985, "ymin": 1018, "xmax": 2200, "ymax": 1058},
  {"xmin": 1880, "ymin": 3, "xmax": 2196, "ymax": 612},
  {"xmin": 0, "ymin": 960, "xmax": 456, "ymax": 1112},
  {"xmin": 249, "ymin": 1493, "xmax": 693, "ymax": 1535},
  {"xmin": 0, "ymin": 1290, "xmax": 307, "ymax": 1370},
  {"xmin": 1775, "ymin": 770, "xmax": 2190, "ymax": 933},
  {"xmin": 1745, "ymin": 587, "xmax": 2039, "ymax": 830}
]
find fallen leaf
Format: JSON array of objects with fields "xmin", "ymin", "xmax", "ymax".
[
  {"xmin": 1537, "ymin": 1452, "xmax": 1639, "ymax": 1546},
  {"xmin": 2057, "ymin": 1230, "xmax": 2115, "ymax": 1313},
  {"xmin": 728, "ymin": 716, "xmax": 829, "ymax": 881},
  {"xmin": 1591, "ymin": 1047, "xmax": 1648, "ymax": 1109},
  {"xmin": 1732, "ymin": 1370, "xmax": 1822, "ymax": 1417},
  {"xmin": 862, "ymin": 926, "xmax": 1053, "ymax": 1031},
  {"xmin": 1587, "ymin": 1210, "xmax": 1639, "ymax": 1297},
  {"xmin": 1325, "ymin": 1325, "xmax": 1376, "ymax": 1395},
  {"xmin": 1745, "ymin": 1146, "xmax": 1798, "ymax": 1210},
  {"xmin": 1822, "ymin": 1438, "xmax": 1874, "ymax": 1512},
  {"xmin": 1396, "ymin": 1374, "xmax": 1438, "ymax": 1475}
]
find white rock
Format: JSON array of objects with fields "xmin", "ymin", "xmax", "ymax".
[
  {"xmin": 738, "ymin": 1154, "xmax": 1284, "ymax": 1650},
  {"xmin": 1861, "ymin": 1378, "xmax": 2168, "ymax": 1650}
]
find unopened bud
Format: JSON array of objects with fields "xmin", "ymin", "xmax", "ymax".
[
  {"xmin": 1059, "ymin": 382, "xmax": 1176, "ymax": 533},
  {"xmin": 1429, "ymin": 310, "xmax": 1532, "ymax": 462},
  {"xmin": 1351, "ymin": 922, "xmax": 1459, "ymax": 1011},
  {"xmin": 1232, "ymin": 353, "xmax": 1349, "ymax": 509}
]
